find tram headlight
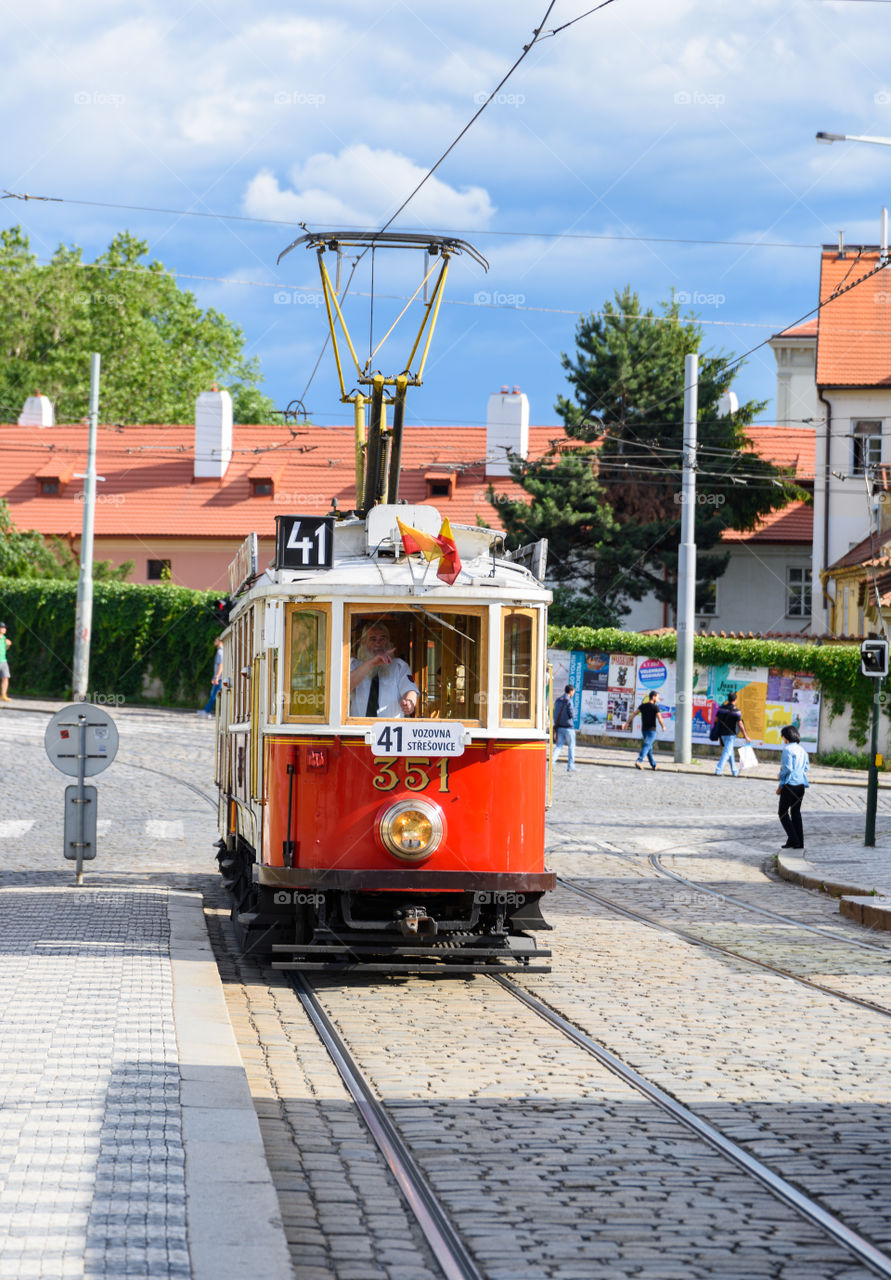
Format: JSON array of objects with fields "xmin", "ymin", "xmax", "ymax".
[{"xmin": 378, "ymin": 799, "xmax": 444, "ymax": 862}]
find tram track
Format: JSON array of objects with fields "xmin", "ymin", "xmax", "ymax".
[{"xmin": 291, "ymin": 965, "xmax": 891, "ymax": 1280}]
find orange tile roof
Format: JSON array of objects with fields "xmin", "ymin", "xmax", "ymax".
[
  {"xmin": 0, "ymin": 419, "xmax": 812, "ymax": 547},
  {"xmin": 0, "ymin": 421, "xmax": 568, "ymax": 539},
  {"xmin": 816, "ymin": 249, "xmax": 891, "ymax": 387},
  {"xmin": 721, "ymin": 499, "xmax": 812, "ymax": 543},
  {"xmin": 773, "ymin": 319, "xmax": 818, "ymax": 340},
  {"xmin": 744, "ymin": 425, "xmax": 815, "ymax": 479},
  {"xmin": 827, "ymin": 527, "xmax": 891, "ymax": 571}
]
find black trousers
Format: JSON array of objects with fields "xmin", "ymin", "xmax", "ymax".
[{"xmin": 778, "ymin": 784, "xmax": 806, "ymax": 848}]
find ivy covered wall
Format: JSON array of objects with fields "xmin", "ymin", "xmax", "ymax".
[
  {"xmin": 0, "ymin": 579, "xmax": 222, "ymax": 706},
  {"xmin": 548, "ymin": 626, "xmax": 884, "ymax": 746}
]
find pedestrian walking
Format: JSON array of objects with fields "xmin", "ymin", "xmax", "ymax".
[
  {"xmin": 777, "ymin": 724, "xmax": 809, "ymax": 849},
  {"xmin": 625, "ymin": 691, "xmax": 665, "ymax": 770},
  {"xmin": 552, "ymin": 684, "xmax": 579, "ymax": 772},
  {"xmin": 712, "ymin": 691, "xmax": 750, "ymax": 777},
  {"xmin": 197, "ymin": 636, "xmax": 223, "ymax": 717},
  {"xmin": 0, "ymin": 622, "xmax": 10, "ymax": 702}
]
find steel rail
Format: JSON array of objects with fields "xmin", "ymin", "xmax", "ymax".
[
  {"xmin": 496, "ymin": 976, "xmax": 891, "ymax": 1280},
  {"xmin": 558, "ymin": 876, "xmax": 891, "ymax": 1019},
  {"xmin": 289, "ymin": 974, "xmax": 483, "ymax": 1280},
  {"xmin": 547, "ymin": 821, "xmax": 891, "ymax": 955},
  {"xmin": 649, "ymin": 852, "xmax": 891, "ymax": 953}
]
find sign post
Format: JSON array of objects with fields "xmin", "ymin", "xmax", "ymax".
[
  {"xmin": 860, "ymin": 638, "xmax": 889, "ymax": 847},
  {"xmin": 45, "ymin": 703, "xmax": 119, "ymax": 884}
]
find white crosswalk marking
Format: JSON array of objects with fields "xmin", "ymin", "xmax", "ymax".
[
  {"xmin": 145, "ymin": 819, "xmax": 184, "ymax": 840},
  {"xmin": 0, "ymin": 819, "xmax": 35, "ymax": 838}
]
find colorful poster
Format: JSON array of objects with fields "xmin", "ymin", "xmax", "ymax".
[
  {"xmin": 607, "ymin": 653, "xmax": 636, "ymax": 735},
  {"xmin": 764, "ymin": 670, "xmax": 819, "ymax": 750},
  {"xmin": 690, "ymin": 664, "xmax": 715, "ymax": 742},
  {"xmin": 635, "ymin": 656, "xmax": 677, "ymax": 730}
]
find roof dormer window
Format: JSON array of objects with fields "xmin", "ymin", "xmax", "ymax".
[
  {"xmin": 248, "ymin": 462, "xmax": 283, "ymax": 498},
  {"xmin": 35, "ymin": 460, "xmax": 74, "ymax": 496},
  {"xmin": 425, "ymin": 471, "xmax": 456, "ymax": 500}
]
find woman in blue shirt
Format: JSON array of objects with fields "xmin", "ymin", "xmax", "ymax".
[{"xmin": 777, "ymin": 724, "xmax": 809, "ymax": 849}]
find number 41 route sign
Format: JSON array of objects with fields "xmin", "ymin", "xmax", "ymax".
[{"xmin": 274, "ymin": 515, "xmax": 334, "ymax": 570}]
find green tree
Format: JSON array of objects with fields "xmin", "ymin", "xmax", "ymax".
[
  {"xmin": 492, "ymin": 287, "xmax": 800, "ymax": 616},
  {"xmin": 0, "ymin": 226, "xmax": 270, "ymax": 424},
  {"xmin": 0, "ymin": 500, "xmax": 131, "ymax": 580}
]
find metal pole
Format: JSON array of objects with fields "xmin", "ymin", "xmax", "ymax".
[
  {"xmin": 865, "ymin": 680, "xmax": 881, "ymax": 846},
  {"xmin": 73, "ymin": 354, "xmax": 100, "ymax": 700},
  {"xmin": 76, "ymin": 713, "xmax": 86, "ymax": 885},
  {"xmin": 675, "ymin": 353, "xmax": 698, "ymax": 764}
]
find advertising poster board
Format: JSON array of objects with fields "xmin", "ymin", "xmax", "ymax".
[
  {"xmin": 690, "ymin": 663, "xmax": 715, "ymax": 744},
  {"xmin": 764, "ymin": 669, "xmax": 820, "ymax": 751},
  {"xmin": 635, "ymin": 656, "xmax": 677, "ymax": 731},
  {"xmin": 606, "ymin": 652, "xmax": 636, "ymax": 735},
  {"xmin": 575, "ymin": 651, "xmax": 610, "ymax": 733}
]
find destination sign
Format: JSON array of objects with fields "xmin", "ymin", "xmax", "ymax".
[{"xmin": 366, "ymin": 721, "xmax": 467, "ymax": 757}]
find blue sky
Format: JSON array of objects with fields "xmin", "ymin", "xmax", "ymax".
[{"xmin": 4, "ymin": 0, "xmax": 891, "ymax": 430}]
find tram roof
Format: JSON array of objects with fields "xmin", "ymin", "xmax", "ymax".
[{"xmin": 235, "ymin": 507, "xmax": 551, "ymax": 606}]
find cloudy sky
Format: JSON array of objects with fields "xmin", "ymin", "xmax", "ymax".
[{"xmin": 4, "ymin": 0, "xmax": 891, "ymax": 429}]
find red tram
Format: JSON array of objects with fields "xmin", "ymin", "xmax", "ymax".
[
  {"xmin": 214, "ymin": 504, "xmax": 554, "ymax": 972},
  {"xmin": 214, "ymin": 230, "xmax": 554, "ymax": 973}
]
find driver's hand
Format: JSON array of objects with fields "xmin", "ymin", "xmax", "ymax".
[{"xmin": 400, "ymin": 693, "xmax": 418, "ymax": 717}]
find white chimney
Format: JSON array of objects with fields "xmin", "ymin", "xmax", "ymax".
[
  {"xmin": 18, "ymin": 393, "xmax": 54, "ymax": 426},
  {"xmin": 194, "ymin": 386, "xmax": 233, "ymax": 479},
  {"xmin": 485, "ymin": 387, "xmax": 529, "ymax": 478}
]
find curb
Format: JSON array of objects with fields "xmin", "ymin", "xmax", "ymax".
[
  {"xmin": 775, "ymin": 852, "xmax": 875, "ymax": 899},
  {"xmin": 168, "ymin": 892, "xmax": 293, "ymax": 1280},
  {"xmin": 839, "ymin": 894, "xmax": 891, "ymax": 931}
]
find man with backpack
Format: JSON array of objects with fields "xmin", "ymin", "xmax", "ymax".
[{"xmin": 553, "ymin": 684, "xmax": 579, "ymax": 772}]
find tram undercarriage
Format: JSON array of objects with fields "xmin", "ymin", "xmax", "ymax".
[{"xmin": 217, "ymin": 836, "xmax": 553, "ymax": 974}]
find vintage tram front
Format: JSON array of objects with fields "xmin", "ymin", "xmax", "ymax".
[{"xmin": 215, "ymin": 503, "xmax": 554, "ymax": 974}]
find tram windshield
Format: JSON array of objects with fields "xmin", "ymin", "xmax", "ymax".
[{"xmin": 346, "ymin": 607, "xmax": 484, "ymax": 722}]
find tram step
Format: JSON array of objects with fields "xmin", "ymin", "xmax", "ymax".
[
  {"xmin": 272, "ymin": 961, "xmax": 553, "ymax": 974},
  {"xmin": 271, "ymin": 944, "xmax": 551, "ymax": 958}
]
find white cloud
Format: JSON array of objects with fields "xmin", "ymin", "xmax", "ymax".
[{"xmin": 243, "ymin": 145, "xmax": 496, "ymax": 230}]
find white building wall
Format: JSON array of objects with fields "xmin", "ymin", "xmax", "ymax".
[
  {"xmin": 619, "ymin": 544, "xmax": 812, "ymax": 635},
  {"xmin": 813, "ymin": 388, "xmax": 891, "ymax": 631},
  {"xmin": 768, "ymin": 335, "xmax": 817, "ymax": 427}
]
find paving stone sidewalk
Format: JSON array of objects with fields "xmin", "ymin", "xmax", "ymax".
[{"xmin": 0, "ymin": 886, "xmax": 292, "ymax": 1280}]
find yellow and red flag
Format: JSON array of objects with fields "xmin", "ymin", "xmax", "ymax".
[{"xmin": 396, "ymin": 516, "xmax": 462, "ymax": 586}]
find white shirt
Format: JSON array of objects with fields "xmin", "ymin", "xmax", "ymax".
[{"xmin": 350, "ymin": 657, "xmax": 419, "ymax": 718}]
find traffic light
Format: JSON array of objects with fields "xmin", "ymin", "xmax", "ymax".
[
  {"xmin": 860, "ymin": 638, "xmax": 889, "ymax": 677},
  {"xmin": 213, "ymin": 598, "xmax": 232, "ymax": 628}
]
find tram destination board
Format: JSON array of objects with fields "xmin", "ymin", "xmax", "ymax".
[
  {"xmin": 367, "ymin": 721, "xmax": 467, "ymax": 757},
  {"xmin": 274, "ymin": 514, "xmax": 334, "ymax": 570}
]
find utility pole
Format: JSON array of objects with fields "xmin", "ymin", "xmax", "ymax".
[
  {"xmin": 675, "ymin": 353, "xmax": 698, "ymax": 764},
  {"xmin": 73, "ymin": 354, "xmax": 100, "ymax": 701}
]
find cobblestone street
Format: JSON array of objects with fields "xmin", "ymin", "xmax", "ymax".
[{"xmin": 1, "ymin": 705, "xmax": 891, "ymax": 1278}]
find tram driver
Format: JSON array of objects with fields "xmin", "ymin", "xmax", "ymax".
[{"xmin": 349, "ymin": 620, "xmax": 419, "ymax": 718}]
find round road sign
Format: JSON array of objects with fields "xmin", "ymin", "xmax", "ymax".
[{"xmin": 45, "ymin": 703, "xmax": 119, "ymax": 778}]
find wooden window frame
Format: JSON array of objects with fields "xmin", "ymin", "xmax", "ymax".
[
  {"xmin": 499, "ymin": 607, "xmax": 538, "ymax": 728},
  {"xmin": 282, "ymin": 602, "xmax": 332, "ymax": 724},
  {"xmin": 342, "ymin": 603, "xmax": 488, "ymax": 726}
]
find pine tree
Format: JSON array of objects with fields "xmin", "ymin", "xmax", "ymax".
[{"xmin": 493, "ymin": 287, "xmax": 799, "ymax": 619}]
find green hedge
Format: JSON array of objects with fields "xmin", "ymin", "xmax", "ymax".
[
  {"xmin": 547, "ymin": 625, "xmax": 883, "ymax": 745},
  {"xmin": 0, "ymin": 578, "xmax": 223, "ymax": 706}
]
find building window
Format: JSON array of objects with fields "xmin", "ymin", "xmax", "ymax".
[
  {"xmin": 786, "ymin": 567, "xmax": 812, "ymax": 618},
  {"xmin": 695, "ymin": 581, "xmax": 718, "ymax": 617},
  {"xmin": 852, "ymin": 420, "xmax": 882, "ymax": 476},
  {"xmin": 250, "ymin": 478, "xmax": 273, "ymax": 497},
  {"xmin": 147, "ymin": 559, "xmax": 171, "ymax": 580},
  {"xmin": 37, "ymin": 479, "xmax": 60, "ymax": 496}
]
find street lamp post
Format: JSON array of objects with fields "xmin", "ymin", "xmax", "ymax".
[{"xmin": 816, "ymin": 131, "xmax": 891, "ymax": 148}]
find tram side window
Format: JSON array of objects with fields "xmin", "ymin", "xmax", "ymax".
[
  {"xmin": 501, "ymin": 609, "xmax": 536, "ymax": 724},
  {"xmin": 286, "ymin": 607, "xmax": 328, "ymax": 720},
  {"xmin": 346, "ymin": 609, "xmax": 484, "ymax": 722}
]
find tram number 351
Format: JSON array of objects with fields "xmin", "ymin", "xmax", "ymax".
[{"xmin": 372, "ymin": 757, "xmax": 450, "ymax": 793}]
